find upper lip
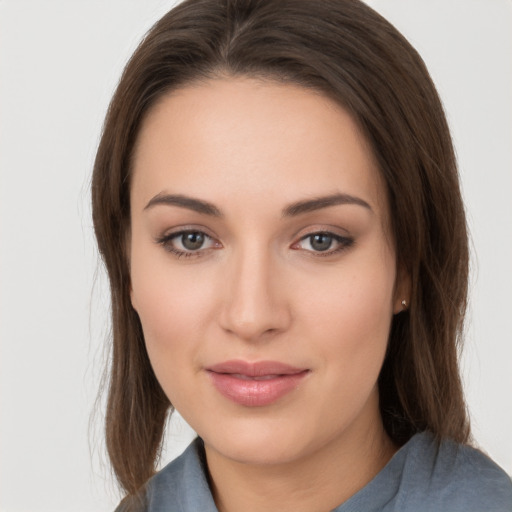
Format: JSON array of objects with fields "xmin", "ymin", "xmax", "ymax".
[{"xmin": 206, "ymin": 360, "xmax": 308, "ymax": 377}]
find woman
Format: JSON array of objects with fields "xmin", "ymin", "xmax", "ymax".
[{"xmin": 92, "ymin": 0, "xmax": 512, "ymax": 510}]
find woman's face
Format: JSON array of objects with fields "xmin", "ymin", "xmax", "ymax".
[{"xmin": 130, "ymin": 77, "xmax": 404, "ymax": 466}]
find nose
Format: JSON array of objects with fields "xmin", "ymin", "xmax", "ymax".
[{"xmin": 219, "ymin": 246, "xmax": 292, "ymax": 342}]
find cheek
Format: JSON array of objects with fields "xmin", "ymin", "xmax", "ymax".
[
  {"xmin": 297, "ymin": 266, "xmax": 394, "ymax": 434},
  {"xmin": 130, "ymin": 230, "xmax": 215, "ymax": 332},
  {"xmin": 129, "ymin": 246, "xmax": 217, "ymax": 394},
  {"xmin": 132, "ymin": 274, "xmax": 203, "ymax": 344},
  {"xmin": 299, "ymin": 251, "xmax": 396, "ymax": 376}
]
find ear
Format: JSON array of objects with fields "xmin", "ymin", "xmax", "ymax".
[{"xmin": 393, "ymin": 266, "xmax": 411, "ymax": 314}]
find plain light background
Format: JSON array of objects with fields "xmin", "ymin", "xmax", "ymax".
[{"xmin": 0, "ymin": 1, "xmax": 511, "ymax": 511}]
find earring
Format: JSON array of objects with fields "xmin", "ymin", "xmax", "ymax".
[{"xmin": 401, "ymin": 299, "xmax": 407, "ymax": 309}]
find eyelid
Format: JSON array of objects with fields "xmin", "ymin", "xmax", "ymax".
[
  {"xmin": 156, "ymin": 223, "xmax": 218, "ymax": 240},
  {"xmin": 290, "ymin": 224, "xmax": 351, "ymax": 242},
  {"xmin": 292, "ymin": 223, "xmax": 352, "ymax": 240}
]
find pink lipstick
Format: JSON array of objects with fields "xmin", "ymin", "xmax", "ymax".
[{"xmin": 206, "ymin": 360, "xmax": 309, "ymax": 407}]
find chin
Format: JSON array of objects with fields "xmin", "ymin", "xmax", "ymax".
[{"xmin": 198, "ymin": 415, "xmax": 327, "ymax": 466}]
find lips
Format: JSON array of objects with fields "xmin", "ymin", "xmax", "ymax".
[{"xmin": 205, "ymin": 360, "xmax": 309, "ymax": 407}]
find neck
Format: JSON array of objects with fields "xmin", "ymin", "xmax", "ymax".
[{"xmin": 204, "ymin": 409, "xmax": 396, "ymax": 512}]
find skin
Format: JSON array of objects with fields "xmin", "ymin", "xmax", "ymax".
[{"xmin": 130, "ymin": 77, "xmax": 408, "ymax": 512}]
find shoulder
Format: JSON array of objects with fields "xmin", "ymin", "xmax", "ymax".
[
  {"xmin": 114, "ymin": 438, "xmax": 217, "ymax": 512},
  {"xmin": 400, "ymin": 432, "xmax": 512, "ymax": 512}
]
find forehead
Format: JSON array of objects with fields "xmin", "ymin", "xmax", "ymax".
[{"xmin": 131, "ymin": 77, "xmax": 388, "ymax": 219}]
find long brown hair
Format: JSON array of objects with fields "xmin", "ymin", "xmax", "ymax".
[{"xmin": 92, "ymin": 0, "xmax": 470, "ymax": 497}]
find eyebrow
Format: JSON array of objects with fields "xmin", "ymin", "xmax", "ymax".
[
  {"xmin": 282, "ymin": 193, "xmax": 372, "ymax": 216},
  {"xmin": 144, "ymin": 192, "xmax": 372, "ymax": 217},
  {"xmin": 144, "ymin": 193, "xmax": 222, "ymax": 216}
]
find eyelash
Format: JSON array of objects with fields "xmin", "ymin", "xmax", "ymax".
[
  {"xmin": 156, "ymin": 230, "xmax": 220, "ymax": 259},
  {"xmin": 292, "ymin": 232, "xmax": 354, "ymax": 256},
  {"xmin": 155, "ymin": 230, "xmax": 354, "ymax": 259}
]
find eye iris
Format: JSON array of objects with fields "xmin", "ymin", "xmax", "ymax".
[
  {"xmin": 310, "ymin": 234, "xmax": 332, "ymax": 251},
  {"xmin": 181, "ymin": 232, "xmax": 205, "ymax": 250}
]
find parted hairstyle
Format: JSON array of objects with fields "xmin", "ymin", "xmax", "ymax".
[{"xmin": 92, "ymin": 0, "xmax": 470, "ymax": 498}]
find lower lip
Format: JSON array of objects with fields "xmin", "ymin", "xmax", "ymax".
[{"xmin": 207, "ymin": 371, "xmax": 309, "ymax": 407}]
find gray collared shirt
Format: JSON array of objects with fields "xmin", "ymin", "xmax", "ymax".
[{"xmin": 116, "ymin": 432, "xmax": 512, "ymax": 511}]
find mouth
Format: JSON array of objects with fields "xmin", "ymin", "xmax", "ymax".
[{"xmin": 205, "ymin": 360, "xmax": 310, "ymax": 407}]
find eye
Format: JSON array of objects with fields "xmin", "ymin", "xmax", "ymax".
[
  {"xmin": 293, "ymin": 232, "xmax": 354, "ymax": 255},
  {"xmin": 156, "ymin": 230, "xmax": 220, "ymax": 257},
  {"xmin": 179, "ymin": 231, "xmax": 208, "ymax": 251}
]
